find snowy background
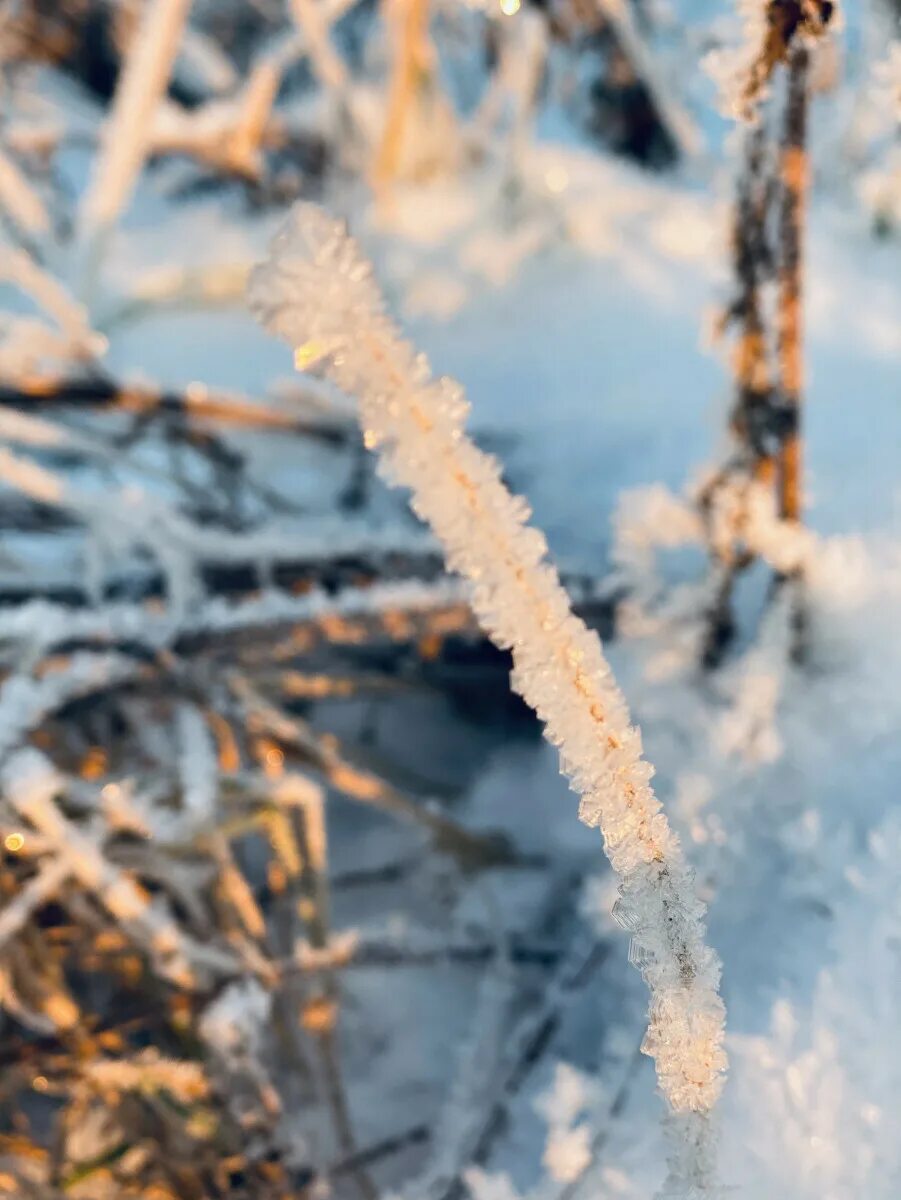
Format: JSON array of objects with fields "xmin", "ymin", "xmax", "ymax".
[{"xmin": 1, "ymin": 1, "xmax": 901, "ymax": 1198}]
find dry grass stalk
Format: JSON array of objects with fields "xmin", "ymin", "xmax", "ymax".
[
  {"xmin": 373, "ymin": 0, "xmax": 431, "ymax": 188},
  {"xmin": 701, "ymin": 4, "xmax": 833, "ymax": 664},
  {"xmin": 775, "ymin": 42, "xmax": 810, "ymax": 527}
]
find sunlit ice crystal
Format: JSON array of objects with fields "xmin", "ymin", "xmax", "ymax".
[{"xmin": 249, "ymin": 203, "xmax": 728, "ymax": 1185}]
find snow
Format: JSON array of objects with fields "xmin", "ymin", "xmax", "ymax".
[{"xmin": 3, "ymin": 6, "xmax": 901, "ymax": 1195}]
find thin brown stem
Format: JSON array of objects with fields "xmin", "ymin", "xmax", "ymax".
[{"xmin": 776, "ymin": 43, "xmax": 810, "ymax": 525}]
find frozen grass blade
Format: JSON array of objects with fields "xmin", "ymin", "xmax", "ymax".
[{"xmin": 249, "ymin": 205, "xmax": 728, "ymax": 1193}]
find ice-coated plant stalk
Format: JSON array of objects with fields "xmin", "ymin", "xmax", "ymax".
[
  {"xmin": 79, "ymin": 0, "xmax": 191, "ymax": 238},
  {"xmin": 249, "ymin": 206, "xmax": 727, "ymax": 1190}
]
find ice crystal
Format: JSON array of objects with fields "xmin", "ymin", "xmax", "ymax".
[{"xmin": 249, "ymin": 206, "xmax": 727, "ymax": 1178}]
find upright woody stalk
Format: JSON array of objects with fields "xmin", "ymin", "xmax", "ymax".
[
  {"xmin": 250, "ymin": 206, "xmax": 727, "ymax": 1190},
  {"xmin": 731, "ymin": 117, "xmax": 775, "ymax": 484},
  {"xmin": 776, "ymin": 44, "xmax": 810, "ymax": 525},
  {"xmin": 699, "ymin": 116, "xmax": 776, "ymax": 665},
  {"xmin": 698, "ymin": 1, "xmax": 834, "ymax": 662}
]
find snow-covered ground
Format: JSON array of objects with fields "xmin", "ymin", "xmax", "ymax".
[{"xmin": 4, "ymin": 34, "xmax": 901, "ymax": 1195}]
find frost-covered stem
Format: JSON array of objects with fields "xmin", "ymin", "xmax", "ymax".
[
  {"xmin": 373, "ymin": 0, "xmax": 429, "ymax": 187},
  {"xmin": 250, "ymin": 208, "xmax": 727, "ymax": 1180},
  {"xmin": 232, "ymin": 673, "xmax": 512, "ymax": 867},
  {"xmin": 776, "ymin": 42, "xmax": 809, "ymax": 526},
  {"xmin": 2, "ymin": 750, "xmax": 226, "ymax": 989},
  {"xmin": 290, "ymin": 0, "xmax": 348, "ymax": 95},
  {"xmin": 288, "ymin": 0, "xmax": 356, "ymax": 159},
  {"xmin": 288, "ymin": 781, "xmax": 376, "ymax": 1200},
  {"xmin": 262, "ymin": 775, "xmax": 374, "ymax": 1199},
  {"xmin": 471, "ymin": 8, "xmax": 548, "ymax": 188},
  {"xmin": 0, "ymin": 858, "xmax": 71, "ymax": 952},
  {"xmin": 594, "ymin": 0, "xmax": 703, "ymax": 158},
  {"xmin": 79, "ymin": 0, "xmax": 191, "ymax": 244},
  {"xmin": 0, "ymin": 146, "xmax": 50, "ymax": 237},
  {"xmin": 408, "ymin": 884, "xmax": 514, "ymax": 1199},
  {"xmin": 0, "ymin": 654, "xmax": 139, "ymax": 762}
]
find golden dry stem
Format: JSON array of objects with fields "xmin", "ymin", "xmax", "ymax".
[{"xmin": 373, "ymin": 0, "xmax": 431, "ymax": 189}]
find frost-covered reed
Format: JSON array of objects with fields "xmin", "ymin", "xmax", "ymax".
[
  {"xmin": 250, "ymin": 205, "xmax": 727, "ymax": 1190},
  {"xmin": 79, "ymin": 0, "xmax": 191, "ymax": 236}
]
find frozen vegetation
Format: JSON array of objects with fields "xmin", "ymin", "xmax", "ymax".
[{"xmin": 0, "ymin": 1, "xmax": 900, "ymax": 1198}]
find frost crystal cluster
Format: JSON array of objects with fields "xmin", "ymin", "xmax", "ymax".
[{"xmin": 250, "ymin": 206, "xmax": 727, "ymax": 1175}]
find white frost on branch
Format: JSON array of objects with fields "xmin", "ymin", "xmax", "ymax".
[
  {"xmin": 407, "ymin": 942, "xmax": 515, "ymax": 1197},
  {"xmin": 703, "ymin": 0, "xmax": 771, "ymax": 120},
  {"xmin": 199, "ymin": 977, "xmax": 272, "ymax": 1067},
  {"xmin": 0, "ymin": 576, "xmax": 467, "ymax": 664},
  {"xmin": 594, "ymin": 0, "xmax": 703, "ymax": 158},
  {"xmin": 289, "ymin": 0, "xmax": 349, "ymax": 95},
  {"xmin": 713, "ymin": 583, "xmax": 793, "ymax": 765},
  {"xmin": 82, "ymin": 1053, "xmax": 208, "ymax": 1100},
  {"xmin": 174, "ymin": 27, "xmax": 239, "ymax": 97},
  {"xmin": 1, "ymin": 747, "xmax": 234, "ymax": 988},
  {"xmin": 609, "ymin": 483, "xmax": 718, "ymax": 681},
  {"xmin": 610, "ymin": 477, "xmax": 817, "ymax": 682},
  {"xmin": 0, "ymin": 857, "xmax": 71, "ymax": 953},
  {"xmin": 150, "ymin": 703, "xmax": 219, "ymax": 843},
  {"xmin": 149, "ymin": 59, "xmax": 281, "ymax": 180},
  {"xmin": 79, "ymin": 0, "xmax": 192, "ymax": 236},
  {"xmin": 0, "ymin": 145, "xmax": 49, "ymax": 236},
  {"xmin": 0, "ymin": 439, "xmax": 440, "ymax": 613},
  {"xmin": 0, "ymin": 652, "xmax": 137, "ymax": 762},
  {"xmin": 249, "ymin": 205, "xmax": 727, "ymax": 1188},
  {"xmin": 0, "ymin": 247, "xmax": 105, "ymax": 377},
  {"xmin": 470, "ymin": 6, "xmax": 548, "ymax": 178}
]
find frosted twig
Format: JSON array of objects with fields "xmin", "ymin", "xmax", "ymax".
[
  {"xmin": 707, "ymin": 0, "xmax": 835, "ymax": 121},
  {"xmin": 0, "ymin": 144, "xmax": 49, "ymax": 235},
  {"xmin": 81, "ymin": 1053, "xmax": 209, "ymax": 1100},
  {"xmin": 0, "ymin": 857, "xmax": 71, "ymax": 952},
  {"xmin": 443, "ymin": 928, "xmax": 608, "ymax": 1195},
  {"xmin": 469, "ymin": 6, "xmax": 547, "ymax": 181},
  {"xmin": 2, "ymin": 748, "xmax": 236, "ymax": 989},
  {"xmin": 0, "ymin": 441, "xmax": 443, "ymax": 612},
  {"xmin": 407, "ymin": 886, "xmax": 515, "ymax": 1200},
  {"xmin": 594, "ymin": 0, "xmax": 703, "ymax": 158},
  {"xmin": 79, "ymin": 0, "xmax": 192, "ymax": 237},
  {"xmin": 230, "ymin": 672, "xmax": 513, "ymax": 867},
  {"xmin": 250, "ymin": 205, "xmax": 728, "ymax": 1186},
  {"xmin": 0, "ymin": 652, "xmax": 138, "ymax": 762},
  {"xmin": 0, "ymin": 577, "xmax": 467, "ymax": 662},
  {"xmin": 175, "ymin": 26, "xmax": 239, "ymax": 96},
  {"xmin": 274, "ymin": 773, "xmax": 377, "ymax": 1200},
  {"xmin": 96, "ymin": 702, "xmax": 222, "ymax": 847},
  {"xmin": 289, "ymin": 0, "xmax": 349, "ymax": 94},
  {"xmin": 0, "ymin": 246, "xmax": 104, "ymax": 370},
  {"xmin": 373, "ymin": 0, "xmax": 458, "ymax": 187},
  {"xmin": 0, "ymin": 373, "xmax": 349, "ymax": 441}
]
